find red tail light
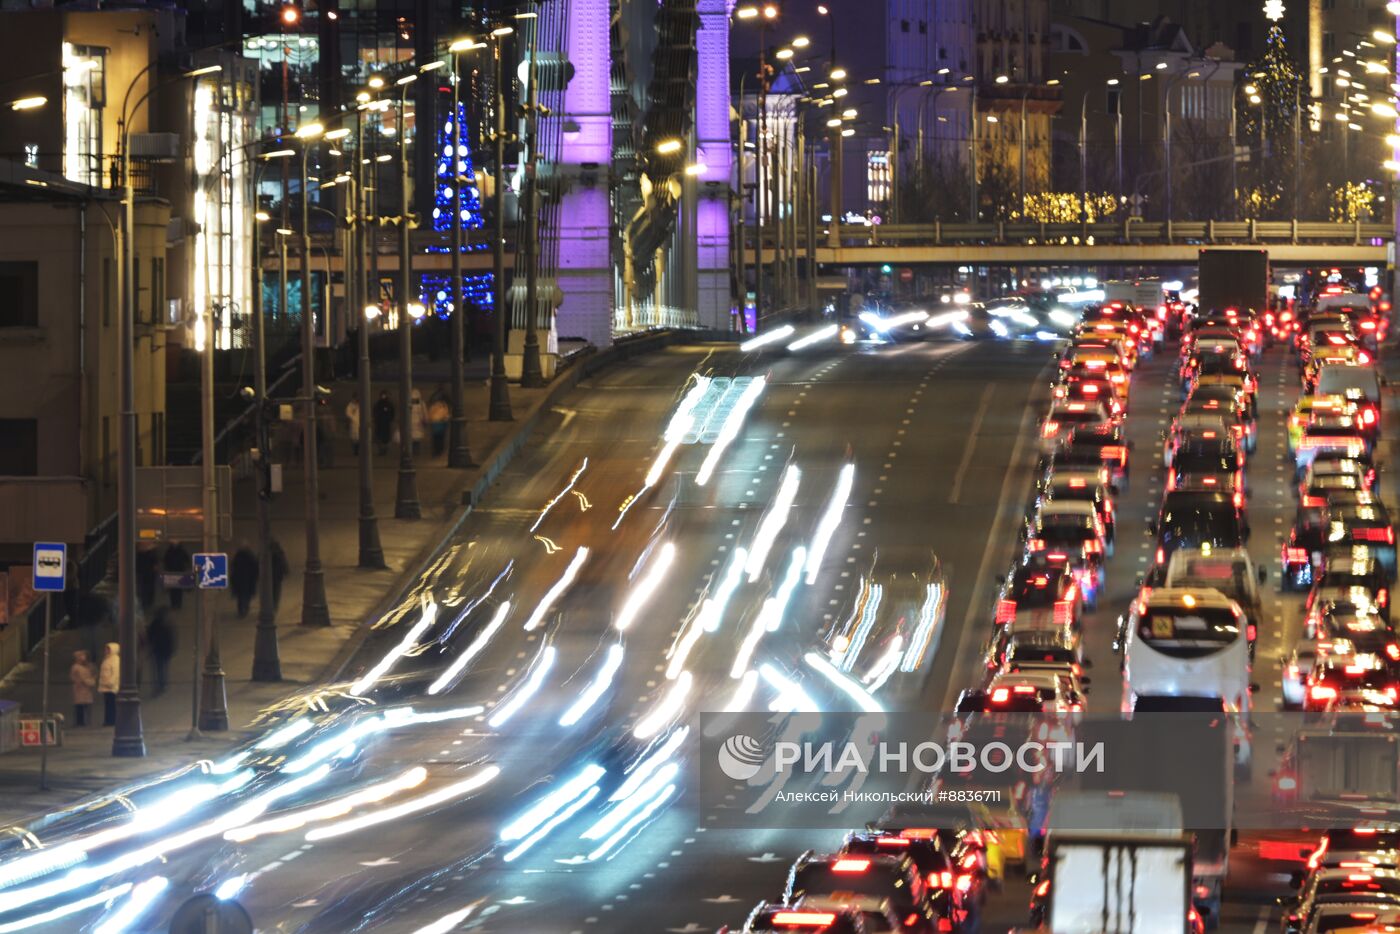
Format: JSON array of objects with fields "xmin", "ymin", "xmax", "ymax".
[
  {"xmin": 1311, "ymin": 685, "xmax": 1338, "ymax": 701},
  {"xmin": 1027, "ymin": 538, "xmax": 1045, "ymax": 551},
  {"xmin": 905, "ymin": 914, "xmax": 921, "ymax": 928},
  {"xmin": 1285, "ymin": 547, "xmax": 1309, "ymax": 562},
  {"xmin": 991, "ymin": 688, "xmax": 1010, "ymax": 704},
  {"xmin": 1155, "ymin": 547, "xmax": 1165, "ymax": 564},
  {"xmin": 831, "ymin": 858, "xmax": 870, "ymax": 873},
  {"xmin": 1234, "ymin": 491, "xmax": 1245, "ymax": 509},
  {"xmin": 1247, "ymin": 623, "xmax": 1257, "ymax": 642},
  {"xmin": 956, "ymin": 874, "xmax": 973, "ymax": 892},
  {"xmin": 1083, "ymin": 539, "xmax": 1103, "ymax": 555},
  {"xmin": 937, "ymin": 919, "xmax": 953, "ymax": 933},
  {"xmin": 1034, "ymin": 879, "xmax": 1051, "ymax": 897},
  {"xmin": 1362, "ymin": 407, "xmax": 1377, "ymax": 426},
  {"xmin": 1301, "ymin": 495, "xmax": 1325, "ymax": 508},
  {"xmin": 1352, "ymin": 527, "xmax": 1394, "ymax": 544},
  {"xmin": 1042, "ymin": 420, "xmax": 1060, "ymax": 438},
  {"xmin": 875, "ymin": 836, "xmax": 911, "ymax": 847},
  {"xmin": 931, "ymin": 870, "xmax": 954, "ymax": 888},
  {"xmin": 772, "ymin": 911, "xmax": 839, "ymax": 926},
  {"xmin": 1101, "ymin": 445, "xmax": 1127, "ymax": 460},
  {"xmin": 1053, "ymin": 600, "xmax": 1073, "ymax": 626},
  {"xmin": 1361, "ymin": 320, "xmax": 1378, "ymax": 330},
  {"xmin": 995, "ymin": 600, "xmax": 1017, "ymax": 625}
]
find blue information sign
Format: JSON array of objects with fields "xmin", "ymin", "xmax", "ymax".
[
  {"xmin": 194, "ymin": 552, "xmax": 229, "ymax": 590},
  {"xmin": 32, "ymin": 543, "xmax": 66, "ymax": 593}
]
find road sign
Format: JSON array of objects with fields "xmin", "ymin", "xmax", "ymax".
[
  {"xmin": 194, "ymin": 553, "xmax": 228, "ymax": 590},
  {"xmin": 168, "ymin": 895, "xmax": 253, "ymax": 934},
  {"xmin": 31, "ymin": 543, "xmax": 65, "ymax": 592}
]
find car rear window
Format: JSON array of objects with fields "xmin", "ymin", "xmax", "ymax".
[
  {"xmin": 1138, "ymin": 608, "xmax": 1241, "ymax": 657},
  {"xmin": 1318, "ymin": 366, "xmax": 1381, "ymax": 401},
  {"xmin": 791, "ymin": 863, "xmax": 910, "ymax": 902}
]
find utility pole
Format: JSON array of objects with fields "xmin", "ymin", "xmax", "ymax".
[
  {"xmin": 250, "ymin": 205, "xmax": 282, "ymax": 681},
  {"xmin": 395, "ymin": 75, "xmax": 424, "ymax": 516},
  {"xmin": 488, "ymin": 30, "xmax": 514, "ymax": 421},
  {"xmin": 299, "ymin": 138, "xmax": 332, "ymax": 624},
  {"xmin": 447, "ymin": 46, "xmax": 476, "ymax": 464},
  {"xmin": 754, "ymin": 31, "xmax": 768, "ymax": 330},
  {"xmin": 354, "ymin": 107, "xmax": 385, "ymax": 567},
  {"xmin": 521, "ymin": 23, "xmax": 546, "ymax": 388}
]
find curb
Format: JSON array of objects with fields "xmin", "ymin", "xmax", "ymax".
[{"xmin": 321, "ymin": 327, "xmax": 734, "ymax": 683}]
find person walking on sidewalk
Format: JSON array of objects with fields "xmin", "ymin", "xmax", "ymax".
[
  {"xmin": 98, "ymin": 642, "xmax": 120, "ymax": 726},
  {"xmin": 136, "ymin": 547, "xmax": 158, "ymax": 613},
  {"xmin": 427, "ymin": 385, "xmax": 450, "ymax": 458},
  {"xmin": 373, "ymin": 391, "xmax": 395, "ymax": 456},
  {"xmin": 163, "ymin": 542, "xmax": 191, "ymax": 610},
  {"xmin": 346, "ymin": 396, "xmax": 361, "ymax": 456},
  {"xmin": 69, "ymin": 650, "xmax": 96, "ymax": 727},
  {"xmin": 230, "ymin": 546, "xmax": 259, "ymax": 618},
  {"xmin": 409, "ymin": 389, "xmax": 428, "ymax": 456},
  {"xmin": 145, "ymin": 608, "xmax": 176, "ymax": 696}
]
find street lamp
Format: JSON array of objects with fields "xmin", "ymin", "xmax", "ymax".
[
  {"xmin": 518, "ymin": 12, "xmax": 548, "ymax": 389},
  {"xmin": 486, "ymin": 27, "xmax": 515, "ymax": 421},
  {"xmin": 393, "ymin": 71, "xmax": 425, "ymax": 513},
  {"xmin": 445, "ymin": 36, "xmax": 487, "ymax": 458}
]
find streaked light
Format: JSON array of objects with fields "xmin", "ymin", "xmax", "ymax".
[
  {"xmin": 428, "ymin": 600, "xmax": 512, "ymax": 694},
  {"xmin": 522, "ymin": 547, "xmax": 589, "ymax": 632},
  {"xmin": 213, "ymin": 874, "xmax": 246, "ymax": 900},
  {"xmin": 223, "ymin": 766, "xmax": 429, "ymax": 843},
  {"xmin": 900, "ymin": 583, "xmax": 945, "ymax": 672},
  {"xmin": 487, "ymin": 646, "xmax": 557, "ymax": 728},
  {"xmin": 410, "ymin": 902, "xmax": 483, "ymax": 934},
  {"xmin": 94, "ymin": 876, "xmax": 167, "ymax": 934},
  {"xmin": 609, "ymin": 726, "xmax": 689, "ymax": 802},
  {"xmin": 614, "ymin": 543, "xmax": 676, "ymax": 632},
  {"xmin": 695, "ymin": 376, "xmax": 767, "ymax": 486},
  {"xmin": 746, "ymin": 464, "xmax": 802, "ymax": 581},
  {"xmin": 787, "ymin": 324, "xmax": 840, "ymax": 351},
  {"xmin": 759, "ymin": 663, "xmax": 819, "ymax": 712},
  {"xmin": 502, "ymin": 785, "xmax": 599, "ymax": 863},
  {"xmin": 0, "ymin": 883, "xmax": 132, "ymax": 933},
  {"xmin": 586, "ymin": 781, "xmax": 676, "ymax": 862},
  {"xmin": 633, "ymin": 671, "xmax": 694, "ymax": 739},
  {"xmin": 350, "ymin": 598, "xmax": 439, "ymax": 696},
  {"xmin": 304, "ymin": 766, "xmax": 500, "ymax": 841},
  {"xmin": 581, "ymin": 762, "xmax": 679, "ymax": 842},
  {"xmin": 731, "ymin": 547, "xmax": 807, "ymax": 678},
  {"xmin": 500, "ymin": 764, "xmax": 607, "ymax": 842},
  {"xmin": 804, "ymin": 651, "xmax": 884, "ymax": 712},
  {"xmin": 805, "ymin": 464, "xmax": 855, "ymax": 583},
  {"xmin": 531, "ymin": 458, "xmax": 588, "ymax": 532},
  {"xmin": 559, "ymin": 645, "xmax": 626, "ymax": 726},
  {"xmin": 253, "ymin": 717, "xmax": 313, "ymax": 750},
  {"xmin": 739, "ymin": 324, "xmax": 796, "ymax": 351}
]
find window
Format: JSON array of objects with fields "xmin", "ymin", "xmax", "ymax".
[
  {"xmin": 22, "ymin": 144, "xmax": 37, "ymax": 168},
  {"xmin": 866, "ymin": 150, "xmax": 891, "ymax": 205},
  {"xmin": 900, "ymin": 19, "xmax": 909, "ymax": 32},
  {"xmin": 1322, "ymin": 32, "xmax": 1336, "ymax": 55},
  {"xmin": 62, "ymin": 43, "xmax": 105, "ymax": 186},
  {"xmin": 150, "ymin": 257, "xmax": 164, "ymax": 325},
  {"xmin": 0, "ymin": 419, "xmax": 37, "ymax": 476},
  {"xmin": 0, "ymin": 262, "xmax": 38, "ymax": 327},
  {"xmin": 1107, "ymin": 88, "xmax": 1122, "ymax": 116}
]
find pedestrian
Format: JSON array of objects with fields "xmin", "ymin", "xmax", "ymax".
[
  {"xmin": 69, "ymin": 650, "xmax": 96, "ymax": 727},
  {"xmin": 428, "ymin": 385, "xmax": 450, "ymax": 458},
  {"xmin": 270, "ymin": 538, "xmax": 289, "ymax": 612},
  {"xmin": 372, "ymin": 391, "xmax": 395, "ymax": 456},
  {"xmin": 409, "ymin": 388, "xmax": 428, "ymax": 456},
  {"xmin": 135, "ymin": 547, "xmax": 157, "ymax": 613},
  {"xmin": 144, "ymin": 608, "xmax": 175, "ymax": 696},
  {"xmin": 98, "ymin": 642, "xmax": 120, "ymax": 726},
  {"xmin": 316, "ymin": 396, "xmax": 334, "ymax": 468},
  {"xmin": 163, "ymin": 542, "xmax": 191, "ymax": 610},
  {"xmin": 230, "ymin": 546, "xmax": 259, "ymax": 618},
  {"xmin": 346, "ymin": 396, "xmax": 361, "ymax": 456}
]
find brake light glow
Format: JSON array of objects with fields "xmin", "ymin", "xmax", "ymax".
[
  {"xmin": 875, "ymin": 836, "xmax": 911, "ymax": 847},
  {"xmin": 1156, "ymin": 547, "xmax": 1165, "ymax": 564},
  {"xmin": 1035, "ymin": 880, "xmax": 1051, "ymax": 897},
  {"xmin": 1352, "ymin": 527, "xmax": 1394, "ymax": 544},
  {"xmin": 995, "ymin": 600, "xmax": 1016, "ymax": 625},
  {"xmin": 905, "ymin": 913, "xmax": 921, "ymax": 928},
  {"xmin": 931, "ymin": 870, "xmax": 954, "ymax": 888},
  {"xmin": 1234, "ymin": 492, "xmax": 1245, "ymax": 509},
  {"xmin": 956, "ymin": 874, "xmax": 973, "ymax": 892},
  {"xmin": 1311, "ymin": 685, "xmax": 1338, "ymax": 700},
  {"xmin": 1285, "ymin": 547, "xmax": 1309, "ymax": 562},
  {"xmin": 1083, "ymin": 540, "xmax": 1103, "ymax": 555},
  {"xmin": 1301, "ymin": 495, "xmax": 1325, "ymax": 508},
  {"xmin": 1053, "ymin": 600, "xmax": 1074, "ymax": 626},
  {"xmin": 1362, "ymin": 408, "xmax": 1377, "ymax": 426},
  {"xmin": 991, "ymin": 688, "xmax": 1010, "ymax": 704},
  {"xmin": 772, "ymin": 911, "xmax": 838, "ymax": 926},
  {"xmin": 831, "ymin": 858, "xmax": 870, "ymax": 873},
  {"xmin": 1102, "ymin": 446, "xmax": 1127, "ymax": 460},
  {"xmin": 1068, "ymin": 478, "xmax": 1086, "ymax": 488},
  {"xmin": 1042, "ymin": 420, "xmax": 1060, "ymax": 438}
]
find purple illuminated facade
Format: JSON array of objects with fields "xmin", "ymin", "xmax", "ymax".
[{"xmin": 695, "ymin": 0, "xmax": 735, "ymax": 329}]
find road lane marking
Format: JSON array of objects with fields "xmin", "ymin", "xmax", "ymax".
[{"xmin": 949, "ymin": 384, "xmax": 996, "ymax": 504}]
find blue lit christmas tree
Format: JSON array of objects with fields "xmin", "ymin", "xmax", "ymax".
[{"xmin": 423, "ymin": 99, "xmax": 493, "ymax": 318}]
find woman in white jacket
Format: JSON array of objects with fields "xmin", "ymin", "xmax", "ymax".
[{"xmin": 98, "ymin": 642, "xmax": 120, "ymax": 726}]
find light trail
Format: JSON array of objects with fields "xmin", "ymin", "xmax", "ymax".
[
  {"xmin": 609, "ymin": 726, "xmax": 689, "ymax": 802},
  {"xmin": 410, "ymin": 900, "xmax": 484, "ymax": 934},
  {"xmin": 739, "ymin": 325, "xmax": 795, "ymax": 351},
  {"xmin": 503, "ymin": 786, "xmax": 599, "ymax": 863},
  {"xmin": 804, "ymin": 464, "xmax": 855, "ymax": 584},
  {"xmin": 93, "ymin": 877, "xmax": 166, "ymax": 934},
  {"xmin": 500, "ymin": 765, "xmax": 608, "ymax": 842},
  {"xmin": 304, "ymin": 766, "xmax": 500, "ymax": 841},
  {"xmin": 760, "ymin": 663, "xmax": 819, "ymax": 712},
  {"xmin": 487, "ymin": 645, "xmax": 557, "ymax": 728},
  {"xmin": 786, "ymin": 324, "xmax": 839, "ymax": 351},
  {"xmin": 223, "ymin": 766, "xmax": 430, "ymax": 843},
  {"xmin": 804, "ymin": 651, "xmax": 884, "ymax": 712},
  {"xmin": 585, "ymin": 781, "xmax": 677, "ymax": 862},
  {"xmin": 633, "ymin": 671, "xmax": 693, "ymax": 739},
  {"xmin": 613, "ymin": 542, "xmax": 676, "ymax": 632},
  {"xmin": 428, "ymin": 601, "xmax": 513, "ymax": 695},
  {"xmin": 437, "ymin": 560, "xmax": 513, "ymax": 642},
  {"xmin": 900, "ymin": 582, "xmax": 945, "ymax": 672},
  {"xmin": 582, "ymin": 762, "xmax": 679, "ymax": 842},
  {"xmin": 530, "ymin": 458, "xmax": 589, "ymax": 532},
  {"xmin": 0, "ymin": 883, "xmax": 131, "ymax": 933},
  {"xmin": 522, "ymin": 547, "xmax": 589, "ymax": 631},
  {"xmin": 695, "ymin": 376, "xmax": 767, "ymax": 486},
  {"xmin": 349, "ymin": 597, "xmax": 439, "ymax": 696},
  {"xmin": 745, "ymin": 464, "xmax": 802, "ymax": 581},
  {"xmin": 559, "ymin": 645, "xmax": 625, "ymax": 726}
]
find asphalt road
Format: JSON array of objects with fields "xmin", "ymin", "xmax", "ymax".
[{"xmin": 2, "ymin": 328, "xmax": 1379, "ymax": 934}]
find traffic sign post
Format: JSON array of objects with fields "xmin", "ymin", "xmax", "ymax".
[
  {"xmin": 31, "ymin": 543, "xmax": 64, "ymax": 792},
  {"xmin": 193, "ymin": 553, "xmax": 228, "ymax": 590}
]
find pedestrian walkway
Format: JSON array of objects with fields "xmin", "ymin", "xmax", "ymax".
[{"xmin": 0, "ymin": 372, "xmax": 555, "ymax": 826}]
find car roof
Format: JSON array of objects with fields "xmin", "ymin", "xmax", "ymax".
[
  {"xmin": 1038, "ymin": 501, "xmax": 1097, "ymax": 517},
  {"xmin": 1141, "ymin": 587, "xmax": 1237, "ymax": 609}
]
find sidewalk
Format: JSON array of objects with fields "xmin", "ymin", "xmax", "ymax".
[{"xmin": 0, "ymin": 370, "xmax": 557, "ymax": 826}]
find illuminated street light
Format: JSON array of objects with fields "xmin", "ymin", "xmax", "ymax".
[
  {"xmin": 775, "ymin": 48, "xmax": 793, "ymax": 60},
  {"xmin": 490, "ymin": 26, "xmax": 515, "ymax": 36},
  {"xmin": 736, "ymin": 5, "xmax": 759, "ymax": 18},
  {"xmin": 684, "ymin": 163, "xmax": 708, "ymax": 175},
  {"xmin": 280, "ymin": 4, "xmax": 300, "ymax": 25},
  {"xmin": 826, "ymin": 117, "xmax": 842, "ymax": 128},
  {"xmin": 995, "ymin": 74, "xmax": 1009, "ymax": 84},
  {"xmin": 294, "ymin": 122, "xmax": 324, "ymax": 139},
  {"xmin": 364, "ymin": 304, "xmax": 382, "ymax": 320},
  {"xmin": 841, "ymin": 127, "xmax": 854, "ymax": 137},
  {"xmin": 842, "ymin": 107, "xmax": 857, "ymax": 118},
  {"xmin": 8, "ymin": 96, "xmax": 45, "ymax": 111},
  {"xmin": 830, "ymin": 67, "xmax": 847, "ymax": 81},
  {"xmin": 1106, "ymin": 78, "xmax": 1120, "ymax": 86},
  {"xmin": 368, "ymin": 75, "xmax": 385, "ymax": 89},
  {"xmin": 407, "ymin": 302, "xmax": 427, "ymax": 320},
  {"xmin": 324, "ymin": 127, "xmax": 351, "ymax": 140},
  {"xmin": 832, "ymin": 86, "xmax": 848, "ymax": 98},
  {"xmin": 1374, "ymin": 30, "xmax": 1397, "ymax": 45},
  {"xmin": 656, "ymin": 138, "xmax": 683, "ymax": 154},
  {"xmin": 792, "ymin": 35, "xmax": 810, "ymax": 48}
]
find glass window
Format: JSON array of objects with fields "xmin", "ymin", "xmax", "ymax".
[
  {"xmin": 0, "ymin": 419, "xmax": 38, "ymax": 476},
  {"xmin": 0, "ymin": 262, "xmax": 38, "ymax": 327},
  {"xmin": 62, "ymin": 43, "xmax": 106, "ymax": 187}
]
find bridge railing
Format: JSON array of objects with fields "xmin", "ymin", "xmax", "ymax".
[{"xmin": 752, "ymin": 219, "xmax": 1393, "ymax": 249}]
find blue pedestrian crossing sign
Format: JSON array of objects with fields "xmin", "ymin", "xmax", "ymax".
[
  {"xmin": 32, "ymin": 543, "xmax": 66, "ymax": 592},
  {"xmin": 194, "ymin": 552, "xmax": 229, "ymax": 590}
]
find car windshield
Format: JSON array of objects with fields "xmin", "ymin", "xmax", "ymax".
[
  {"xmin": 1132, "ymin": 695, "xmax": 1225, "ymax": 713},
  {"xmin": 1138, "ymin": 608, "xmax": 1241, "ymax": 658},
  {"xmin": 1008, "ymin": 642, "xmax": 1075, "ymax": 666},
  {"xmin": 1174, "ymin": 447, "xmax": 1236, "ymax": 474},
  {"xmin": 1160, "ymin": 500, "xmax": 1242, "ymax": 545},
  {"xmin": 791, "ymin": 863, "xmax": 911, "ymax": 903},
  {"xmin": 1036, "ymin": 515, "xmax": 1094, "ymax": 541},
  {"xmin": 1054, "ymin": 408, "xmax": 1103, "ymax": 425}
]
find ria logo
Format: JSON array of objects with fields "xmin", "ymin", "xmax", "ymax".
[{"xmin": 718, "ymin": 734, "xmax": 767, "ymax": 781}]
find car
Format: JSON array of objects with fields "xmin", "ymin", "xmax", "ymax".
[
  {"xmin": 1183, "ymin": 386, "xmax": 1256, "ymax": 452},
  {"xmin": 1299, "ymin": 473, "xmax": 1369, "ymax": 511},
  {"xmin": 989, "ymin": 627, "xmax": 1084, "ymax": 677},
  {"xmin": 1289, "ymin": 395, "xmax": 1360, "ymax": 455},
  {"xmin": 1035, "ymin": 473, "xmax": 1116, "ymax": 551},
  {"xmin": 783, "ymin": 852, "xmax": 947, "ymax": 933},
  {"xmin": 743, "ymin": 900, "xmax": 873, "ymax": 934},
  {"xmin": 1039, "ymin": 401, "xmax": 1111, "ymax": 452},
  {"xmin": 1296, "ymin": 413, "xmax": 1370, "ymax": 475},
  {"xmin": 840, "ymin": 831, "xmax": 980, "ymax": 931},
  {"xmin": 1312, "ymin": 552, "xmax": 1392, "ymax": 620},
  {"xmin": 1325, "ymin": 507, "xmax": 1397, "ymax": 581},
  {"xmin": 1283, "ymin": 508, "xmax": 1332, "ymax": 591},
  {"xmin": 993, "ymin": 557, "xmax": 1083, "ymax": 631},
  {"xmin": 1150, "ymin": 490, "xmax": 1250, "ymax": 568},
  {"xmin": 1164, "ymin": 420, "xmax": 1244, "ymax": 470},
  {"xmin": 1303, "ymin": 653, "xmax": 1400, "ymax": 712},
  {"xmin": 1166, "ymin": 437, "xmax": 1246, "ymax": 496},
  {"xmin": 1282, "ymin": 869, "xmax": 1400, "ymax": 934},
  {"xmin": 1298, "ymin": 903, "xmax": 1400, "ymax": 934},
  {"xmin": 984, "ymin": 670, "xmax": 1085, "ymax": 713},
  {"xmin": 1282, "ymin": 639, "xmax": 1320, "ymax": 709},
  {"xmin": 1305, "ymin": 344, "xmax": 1375, "ymax": 393},
  {"xmin": 1023, "ymin": 502, "xmax": 1109, "ymax": 604},
  {"xmin": 1316, "ymin": 364, "xmax": 1384, "ymax": 422},
  {"xmin": 1059, "ymin": 423, "xmax": 1131, "ymax": 491},
  {"xmin": 1052, "ymin": 368, "xmax": 1125, "ymax": 415},
  {"xmin": 1160, "ymin": 546, "xmax": 1267, "ymax": 656},
  {"xmin": 1301, "ymin": 458, "xmax": 1376, "ymax": 501},
  {"xmin": 1307, "ymin": 609, "xmax": 1398, "ymax": 663}
]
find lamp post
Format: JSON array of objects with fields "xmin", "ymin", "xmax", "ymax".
[
  {"xmin": 446, "ymin": 39, "xmax": 482, "ymax": 460},
  {"xmin": 351, "ymin": 99, "xmax": 386, "ymax": 568},
  {"xmin": 486, "ymin": 27, "xmax": 515, "ymax": 421},
  {"xmin": 394, "ymin": 73, "xmax": 425, "ymax": 514},
  {"xmin": 520, "ymin": 16, "xmax": 546, "ymax": 388},
  {"xmin": 112, "ymin": 62, "xmax": 222, "ymax": 757},
  {"xmin": 291, "ymin": 121, "xmax": 333, "ymax": 624},
  {"xmin": 736, "ymin": 4, "xmax": 778, "ymax": 330}
]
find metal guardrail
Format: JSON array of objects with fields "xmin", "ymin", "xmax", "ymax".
[{"xmin": 751, "ymin": 219, "xmax": 1392, "ymax": 249}]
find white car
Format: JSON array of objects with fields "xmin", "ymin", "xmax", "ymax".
[{"xmin": 1282, "ymin": 640, "xmax": 1319, "ymax": 710}]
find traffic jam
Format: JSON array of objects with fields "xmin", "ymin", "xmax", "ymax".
[{"xmin": 730, "ymin": 269, "xmax": 1400, "ymax": 934}]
